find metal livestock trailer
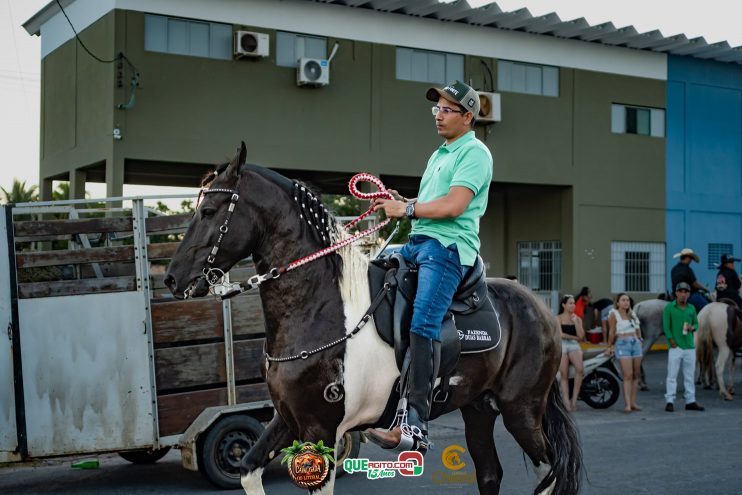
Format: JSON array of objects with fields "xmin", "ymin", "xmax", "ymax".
[{"xmin": 0, "ymin": 197, "xmax": 359, "ymax": 489}]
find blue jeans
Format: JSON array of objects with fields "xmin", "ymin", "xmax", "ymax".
[
  {"xmin": 688, "ymin": 293, "xmax": 708, "ymax": 312},
  {"xmin": 615, "ymin": 337, "xmax": 642, "ymax": 358},
  {"xmin": 400, "ymin": 235, "xmax": 466, "ymax": 340}
]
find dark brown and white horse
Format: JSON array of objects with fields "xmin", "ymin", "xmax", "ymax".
[
  {"xmin": 697, "ymin": 301, "xmax": 742, "ymax": 400},
  {"xmin": 165, "ymin": 143, "xmax": 582, "ymax": 495}
]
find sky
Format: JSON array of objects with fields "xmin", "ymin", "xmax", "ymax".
[{"xmin": 2, "ymin": 0, "xmax": 742, "ymax": 201}]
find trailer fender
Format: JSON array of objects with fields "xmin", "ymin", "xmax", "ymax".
[{"xmin": 179, "ymin": 402, "xmax": 272, "ymax": 472}]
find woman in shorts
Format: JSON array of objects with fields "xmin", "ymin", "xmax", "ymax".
[
  {"xmin": 557, "ymin": 295, "xmax": 585, "ymax": 411},
  {"xmin": 608, "ymin": 293, "xmax": 643, "ymax": 413}
]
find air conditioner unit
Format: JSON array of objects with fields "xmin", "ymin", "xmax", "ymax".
[
  {"xmin": 297, "ymin": 58, "xmax": 329, "ymax": 87},
  {"xmin": 234, "ymin": 30, "xmax": 269, "ymax": 58},
  {"xmin": 476, "ymin": 91, "xmax": 501, "ymax": 123}
]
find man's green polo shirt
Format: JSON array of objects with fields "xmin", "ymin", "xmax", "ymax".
[
  {"xmin": 411, "ymin": 131, "xmax": 493, "ymax": 267},
  {"xmin": 662, "ymin": 300, "xmax": 698, "ymax": 350}
]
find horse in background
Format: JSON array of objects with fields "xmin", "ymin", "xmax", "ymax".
[
  {"xmin": 634, "ymin": 299, "xmax": 668, "ymax": 390},
  {"xmin": 697, "ymin": 301, "xmax": 742, "ymax": 400}
]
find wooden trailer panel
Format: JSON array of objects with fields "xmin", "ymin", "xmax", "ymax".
[{"xmin": 5, "ymin": 203, "xmax": 272, "ymax": 455}]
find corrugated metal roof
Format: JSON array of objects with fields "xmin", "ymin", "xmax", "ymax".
[{"xmin": 308, "ymin": 0, "xmax": 742, "ymax": 64}]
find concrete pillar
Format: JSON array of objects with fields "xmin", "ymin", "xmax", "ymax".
[
  {"xmin": 105, "ymin": 155, "xmax": 124, "ymax": 199},
  {"xmin": 40, "ymin": 177, "xmax": 54, "ymax": 202},
  {"xmin": 70, "ymin": 168, "xmax": 87, "ymax": 200},
  {"xmin": 480, "ymin": 185, "xmax": 506, "ymax": 276}
]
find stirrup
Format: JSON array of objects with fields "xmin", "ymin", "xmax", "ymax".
[{"xmin": 398, "ymin": 422, "xmax": 431, "ymax": 454}]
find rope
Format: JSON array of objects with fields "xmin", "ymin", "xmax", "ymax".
[
  {"xmin": 284, "ymin": 173, "xmax": 395, "ymax": 272},
  {"xmin": 220, "ymin": 173, "xmax": 399, "ymax": 299}
]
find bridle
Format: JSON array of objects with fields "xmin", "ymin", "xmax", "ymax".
[
  {"xmin": 184, "ymin": 169, "xmax": 397, "ymax": 300},
  {"xmin": 184, "ymin": 170, "xmax": 244, "ymax": 299}
]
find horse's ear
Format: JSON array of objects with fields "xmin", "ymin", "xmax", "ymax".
[
  {"xmin": 239, "ymin": 141, "xmax": 247, "ymax": 165},
  {"xmin": 225, "ymin": 142, "xmax": 247, "ymax": 180}
]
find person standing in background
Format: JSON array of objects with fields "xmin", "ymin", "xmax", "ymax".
[
  {"xmin": 556, "ymin": 295, "xmax": 585, "ymax": 412},
  {"xmin": 662, "ymin": 282, "xmax": 704, "ymax": 412}
]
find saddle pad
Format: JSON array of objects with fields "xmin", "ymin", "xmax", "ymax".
[{"xmin": 455, "ymin": 296, "xmax": 502, "ymax": 353}]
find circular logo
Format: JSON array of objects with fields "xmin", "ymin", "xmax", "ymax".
[
  {"xmin": 324, "ymin": 382, "xmax": 344, "ymax": 403},
  {"xmin": 284, "ymin": 443, "xmax": 331, "ymax": 489},
  {"xmin": 442, "ymin": 444, "xmax": 466, "ymax": 471}
]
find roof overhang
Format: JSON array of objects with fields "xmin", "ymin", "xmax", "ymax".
[{"xmin": 306, "ymin": 0, "xmax": 742, "ymax": 65}]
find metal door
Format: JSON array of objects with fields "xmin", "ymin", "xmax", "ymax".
[{"xmin": 0, "ymin": 206, "xmax": 20, "ymax": 462}]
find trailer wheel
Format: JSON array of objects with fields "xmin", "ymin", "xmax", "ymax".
[
  {"xmin": 118, "ymin": 446, "xmax": 171, "ymax": 464},
  {"xmin": 198, "ymin": 414, "xmax": 265, "ymax": 489},
  {"xmin": 335, "ymin": 431, "xmax": 361, "ymax": 478}
]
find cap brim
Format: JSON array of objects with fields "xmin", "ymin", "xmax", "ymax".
[{"xmin": 426, "ymin": 87, "xmax": 460, "ymax": 108}]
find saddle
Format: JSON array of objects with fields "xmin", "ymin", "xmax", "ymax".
[{"xmin": 367, "ymin": 253, "xmax": 502, "ymax": 377}]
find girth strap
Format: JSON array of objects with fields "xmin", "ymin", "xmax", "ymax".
[{"xmin": 264, "ymin": 280, "xmax": 392, "ymax": 365}]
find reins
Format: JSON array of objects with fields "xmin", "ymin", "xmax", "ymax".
[
  {"xmin": 187, "ymin": 170, "xmax": 400, "ymax": 365},
  {"xmin": 191, "ymin": 171, "xmax": 396, "ymax": 300}
]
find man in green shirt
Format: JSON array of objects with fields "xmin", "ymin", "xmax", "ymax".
[
  {"xmin": 366, "ymin": 81, "xmax": 493, "ymax": 453},
  {"xmin": 662, "ymin": 282, "xmax": 704, "ymax": 412}
]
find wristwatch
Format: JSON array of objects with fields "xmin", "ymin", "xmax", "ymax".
[{"xmin": 405, "ymin": 201, "xmax": 416, "ymax": 220}]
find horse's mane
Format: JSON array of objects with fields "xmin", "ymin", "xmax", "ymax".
[{"xmin": 203, "ymin": 161, "xmax": 344, "ymax": 279}]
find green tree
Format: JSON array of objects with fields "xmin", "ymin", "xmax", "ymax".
[
  {"xmin": 324, "ymin": 194, "xmax": 410, "ymax": 245},
  {"xmin": 0, "ymin": 179, "xmax": 38, "ymax": 204},
  {"xmin": 52, "ymin": 182, "xmax": 70, "ymax": 201}
]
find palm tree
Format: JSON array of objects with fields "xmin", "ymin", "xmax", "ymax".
[
  {"xmin": 0, "ymin": 179, "xmax": 38, "ymax": 204},
  {"xmin": 52, "ymin": 182, "xmax": 70, "ymax": 201}
]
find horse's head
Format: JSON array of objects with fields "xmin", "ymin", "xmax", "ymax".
[{"xmin": 164, "ymin": 142, "xmax": 263, "ymax": 298}]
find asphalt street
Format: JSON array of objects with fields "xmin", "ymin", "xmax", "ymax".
[{"xmin": 1, "ymin": 351, "xmax": 741, "ymax": 494}]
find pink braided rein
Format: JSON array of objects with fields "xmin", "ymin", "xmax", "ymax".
[{"xmin": 285, "ymin": 173, "xmax": 395, "ymax": 271}]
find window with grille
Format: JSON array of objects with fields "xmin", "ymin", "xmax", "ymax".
[
  {"xmin": 611, "ymin": 242, "xmax": 665, "ymax": 293},
  {"xmin": 708, "ymin": 243, "xmax": 733, "ymax": 269},
  {"xmin": 517, "ymin": 241, "xmax": 561, "ymax": 291},
  {"xmin": 395, "ymin": 47, "xmax": 464, "ymax": 84}
]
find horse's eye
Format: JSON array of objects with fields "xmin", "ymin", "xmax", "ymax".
[{"xmin": 201, "ymin": 207, "xmax": 217, "ymax": 219}]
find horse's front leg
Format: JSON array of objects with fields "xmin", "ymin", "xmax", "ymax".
[{"xmin": 240, "ymin": 413, "xmax": 294, "ymax": 494}]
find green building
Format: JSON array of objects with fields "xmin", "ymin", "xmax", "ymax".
[{"xmin": 29, "ymin": 0, "xmax": 715, "ymax": 305}]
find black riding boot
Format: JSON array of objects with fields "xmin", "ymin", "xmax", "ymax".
[
  {"xmin": 365, "ymin": 333, "xmax": 438, "ymax": 453},
  {"xmin": 404, "ymin": 333, "xmax": 437, "ymax": 451}
]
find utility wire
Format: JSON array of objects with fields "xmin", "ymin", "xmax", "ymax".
[
  {"xmin": 54, "ymin": 0, "xmax": 140, "ymax": 109},
  {"xmin": 54, "ymin": 0, "xmax": 138, "ymax": 73}
]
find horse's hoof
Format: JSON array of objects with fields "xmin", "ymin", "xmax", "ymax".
[{"xmin": 639, "ymin": 385, "xmax": 649, "ymax": 392}]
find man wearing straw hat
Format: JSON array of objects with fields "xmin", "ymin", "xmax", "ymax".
[{"xmin": 670, "ymin": 247, "xmax": 709, "ymax": 312}]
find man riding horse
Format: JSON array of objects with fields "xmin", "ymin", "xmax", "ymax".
[
  {"xmin": 715, "ymin": 254, "xmax": 742, "ymax": 309},
  {"xmin": 671, "ymin": 248, "xmax": 710, "ymax": 313},
  {"xmin": 367, "ymin": 80, "xmax": 492, "ymax": 453}
]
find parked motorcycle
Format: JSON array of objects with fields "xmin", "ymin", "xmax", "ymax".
[{"xmin": 569, "ymin": 349, "xmax": 622, "ymax": 409}]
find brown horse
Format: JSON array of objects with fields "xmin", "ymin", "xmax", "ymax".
[{"xmin": 164, "ymin": 143, "xmax": 582, "ymax": 494}]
